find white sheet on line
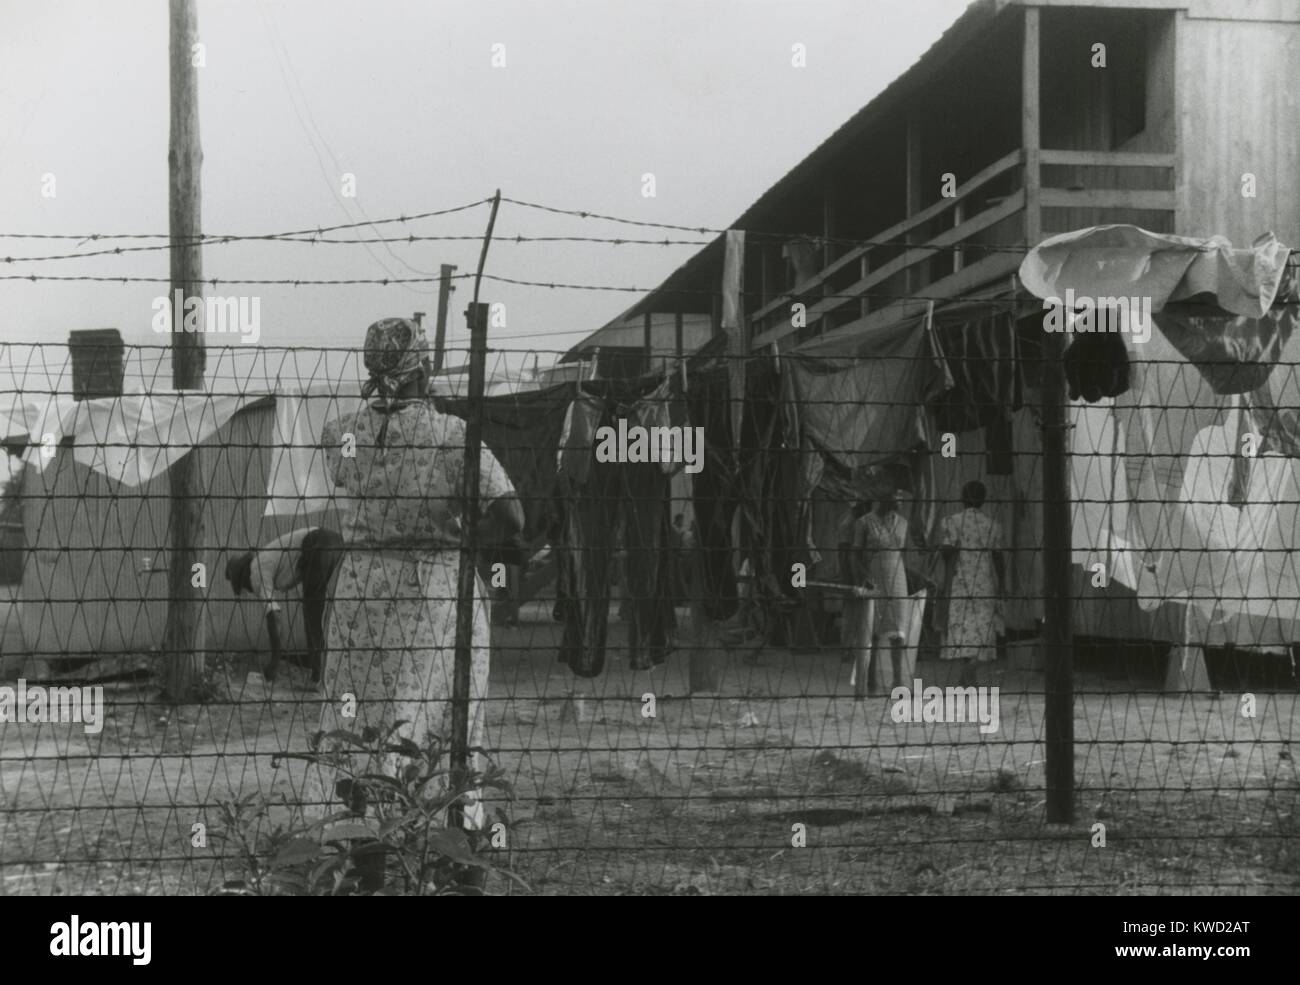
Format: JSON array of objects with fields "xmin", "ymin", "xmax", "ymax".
[
  {"xmin": 22, "ymin": 392, "xmax": 255, "ymax": 487},
  {"xmin": 263, "ymin": 391, "xmax": 337, "ymax": 517}
]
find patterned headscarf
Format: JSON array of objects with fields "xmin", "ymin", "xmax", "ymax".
[
  {"xmin": 360, "ymin": 317, "xmax": 429, "ymax": 447},
  {"xmin": 361, "ymin": 317, "xmax": 429, "ymax": 408}
]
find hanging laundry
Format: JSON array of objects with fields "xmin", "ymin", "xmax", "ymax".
[
  {"xmin": 782, "ymin": 238, "xmax": 821, "ymax": 284},
  {"xmin": 1234, "ymin": 455, "xmax": 1300, "ymax": 633},
  {"xmin": 554, "ymin": 375, "xmax": 682, "ymax": 676},
  {"xmin": 737, "ymin": 357, "xmax": 817, "ymax": 646},
  {"xmin": 1022, "ymin": 225, "xmax": 1300, "ymax": 629},
  {"xmin": 556, "ymin": 393, "xmax": 604, "ymax": 486},
  {"xmin": 1227, "ymin": 395, "xmax": 1254, "ymax": 508},
  {"xmin": 1064, "ymin": 333, "xmax": 1130, "ymax": 403},
  {"xmin": 984, "ymin": 414, "xmax": 1015, "ymax": 476},
  {"xmin": 932, "ymin": 311, "xmax": 1025, "ymax": 433},
  {"xmin": 1108, "ymin": 328, "xmax": 1246, "ymax": 619},
  {"xmin": 265, "ymin": 390, "xmax": 336, "ymax": 517},
  {"xmin": 630, "ymin": 373, "xmax": 692, "ymax": 476},
  {"xmin": 685, "ymin": 365, "xmax": 739, "ymax": 621},
  {"xmin": 0, "ymin": 398, "xmax": 44, "ymax": 444},
  {"xmin": 785, "ymin": 314, "xmax": 944, "ymax": 474},
  {"xmin": 436, "ymin": 382, "xmax": 572, "ymax": 543},
  {"xmin": 777, "ymin": 357, "xmax": 822, "ymax": 564},
  {"xmin": 723, "ymin": 233, "xmax": 748, "ymax": 449},
  {"xmin": 615, "ymin": 457, "xmax": 676, "ymax": 670},
  {"xmin": 1152, "ymin": 299, "xmax": 1296, "ymax": 396},
  {"xmin": 924, "ymin": 307, "xmax": 1026, "ymax": 480},
  {"xmin": 27, "ymin": 392, "xmax": 257, "ymax": 486},
  {"xmin": 556, "ymin": 456, "xmax": 620, "ymax": 678},
  {"xmin": 1019, "ymin": 225, "xmax": 1293, "ymax": 321},
  {"xmin": 1246, "ymin": 383, "xmax": 1300, "ymax": 458}
]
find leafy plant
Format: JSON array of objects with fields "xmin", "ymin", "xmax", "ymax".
[{"xmin": 210, "ymin": 723, "xmax": 524, "ymax": 896}]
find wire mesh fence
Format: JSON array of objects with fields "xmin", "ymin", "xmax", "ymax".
[{"xmin": 1, "ymin": 327, "xmax": 1299, "ymax": 896}]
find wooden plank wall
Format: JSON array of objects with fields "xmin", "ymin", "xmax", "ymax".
[{"xmin": 1178, "ymin": 13, "xmax": 1300, "ymax": 244}]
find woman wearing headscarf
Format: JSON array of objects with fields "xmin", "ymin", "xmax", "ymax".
[
  {"xmin": 304, "ymin": 318, "xmax": 523, "ymax": 881},
  {"xmin": 854, "ymin": 489, "xmax": 911, "ymax": 691},
  {"xmin": 938, "ymin": 480, "xmax": 1005, "ymax": 685}
]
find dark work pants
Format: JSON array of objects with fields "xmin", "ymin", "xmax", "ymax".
[
  {"xmin": 619, "ymin": 460, "xmax": 675, "ymax": 670},
  {"xmin": 557, "ymin": 465, "xmax": 618, "ymax": 677},
  {"xmin": 687, "ymin": 370, "xmax": 739, "ymax": 621},
  {"xmin": 557, "ymin": 460, "xmax": 676, "ymax": 676}
]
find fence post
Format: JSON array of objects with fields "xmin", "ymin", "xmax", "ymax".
[
  {"xmin": 687, "ymin": 543, "xmax": 719, "ymax": 693},
  {"xmin": 1041, "ymin": 327, "xmax": 1075, "ymax": 824},
  {"xmin": 433, "ymin": 264, "xmax": 456, "ymax": 374},
  {"xmin": 449, "ymin": 300, "xmax": 489, "ymax": 830}
]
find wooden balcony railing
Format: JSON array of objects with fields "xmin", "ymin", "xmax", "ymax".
[
  {"xmin": 751, "ymin": 148, "xmax": 1026, "ymax": 346},
  {"xmin": 750, "ymin": 146, "xmax": 1177, "ymax": 348},
  {"xmin": 1038, "ymin": 149, "xmax": 1177, "ymax": 229}
]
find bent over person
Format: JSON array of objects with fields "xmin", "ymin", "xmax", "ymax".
[
  {"xmin": 225, "ymin": 526, "xmax": 344, "ymax": 685},
  {"xmin": 303, "ymin": 317, "xmax": 523, "ymax": 890}
]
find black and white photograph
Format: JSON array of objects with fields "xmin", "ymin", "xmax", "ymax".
[{"xmin": 0, "ymin": 0, "xmax": 1296, "ymax": 945}]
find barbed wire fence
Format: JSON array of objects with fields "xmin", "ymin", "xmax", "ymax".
[{"xmin": 0, "ymin": 197, "xmax": 1298, "ymax": 896}]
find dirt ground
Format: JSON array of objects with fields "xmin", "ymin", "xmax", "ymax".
[{"xmin": 2, "ymin": 599, "xmax": 1299, "ymax": 896}]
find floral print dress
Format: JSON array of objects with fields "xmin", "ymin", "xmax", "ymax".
[
  {"xmin": 302, "ymin": 401, "xmax": 513, "ymax": 829},
  {"xmin": 855, "ymin": 511, "xmax": 910, "ymax": 641},
  {"xmin": 939, "ymin": 507, "xmax": 1002, "ymax": 662}
]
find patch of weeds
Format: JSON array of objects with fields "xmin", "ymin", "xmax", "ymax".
[
  {"xmin": 212, "ymin": 723, "xmax": 524, "ymax": 896},
  {"xmin": 809, "ymin": 749, "xmax": 874, "ymax": 790},
  {"xmin": 988, "ymin": 767, "xmax": 1023, "ymax": 794}
]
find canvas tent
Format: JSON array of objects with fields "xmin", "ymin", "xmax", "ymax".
[
  {"xmin": 10, "ymin": 387, "xmax": 358, "ymax": 674},
  {"xmin": 6, "ymin": 354, "xmax": 581, "ymax": 674}
]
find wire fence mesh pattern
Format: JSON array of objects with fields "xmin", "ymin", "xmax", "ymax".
[{"xmin": 2, "ymin": 330, "xmax": 1300, "ymax": 897}]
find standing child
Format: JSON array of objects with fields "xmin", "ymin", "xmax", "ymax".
[{"xmin": 855, "ymin": 491, "xmax": 909, "ymax": 692}]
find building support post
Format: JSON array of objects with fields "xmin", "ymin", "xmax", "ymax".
[{"xmin": 1026, "ymin": 5, "xmax": 1074, "ymax": 825}]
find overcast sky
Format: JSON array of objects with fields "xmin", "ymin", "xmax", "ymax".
[{"xmin": 1, "ymin": 0, "xmax": 971, "ymax": 384}]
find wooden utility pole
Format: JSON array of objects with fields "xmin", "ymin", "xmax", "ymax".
[
  {"xmin": 433, "ymin": 264, "xmax": 457, "ymax": 373},
  {"xmin": 161, "ymin": 0, "xmax": 206, "ymax": 702}
]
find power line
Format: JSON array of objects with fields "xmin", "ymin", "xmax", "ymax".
[{"xmin": 258, "ymin": 0, "xmax": 436, "ymax": 288}]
